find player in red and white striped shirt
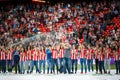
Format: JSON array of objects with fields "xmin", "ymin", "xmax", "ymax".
[
  {"xmin": 32, "ymin": 50, "xmax": 38, "ymax": 61},
  {"xmin": 7, "ymin": 48, "xmax": 13, "ymax": 73},
  {"xmin": 30, "ymin": 47, "xmax": 40, "ymax": 73},
  {"xmin": 79, "ymin": 44, "xmax": 87, "ymax": 74},
  {"xmin": 118, "ymin": 47, "xmax": 120, "ymax": 74},
  {"xmin": 104, "ymin": 45, "xmax": 112, "ymax": 74},
  {"xmin": 52, "ymin": 46, "xmax": 59, "ymax": 74},
  {"xmin": 98, "ymin": 47, "xmax": 105, "ymax": 74},
  {"xmin": 58, "ymin": 44, "xmax": 64, "ymax": 73},
  {"xmin": 86, "ymin": 45, "xmax": 94, "ymax": 72},
  {"xmin": 94, "ymin": 45, "xmax": 99, "ymax": 74},
  {"xmin": 26, "ymin": 46, "xmax": 32, "ymax": 74},
  {"xmin": 0, "ymin": 49, "xmax": 6, "ymax": 73},
  {"xmin": 0, "ymin": 49, "xmax": 1, "ymax": 73},
  {"xmin": 38, "ymin": 46, "xmax": 46, "ymax": 74},
  {"xmin": 113, "ymin": 48, "xmax": 120, "ymax": 74},
  {"xmin": 71, "ymin": 45, "xmax": 78, "ymax": 74},
  {"xmin": 59, "ymin": 46, "xmax": 64, "ymax": 59},
  {"xmin": 19, "ymin": 48, "xmax": 26, "ymax": 74}
]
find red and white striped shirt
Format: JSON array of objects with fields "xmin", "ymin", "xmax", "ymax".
[
  {"xmin": 106, "ymin": 48, "xmax": 111, "ymax": 59},
  {"xmin": 42, "ymin": 51, "xmax": 46, "ymax": 60},
  {"xmin": 91, "ymin": 49, "xmax": 94, "ymax": 54},
  {"xmin": 20, "ymin": 52, "xmax": 26, "ymax": 61},
  {"xmin": 38, "ymin": 50, "xmax": 42, "ymax": 60},
  {"xmin": 80, "ymin": 49, "xmax": 86, "ymax": 58},
  {"xmin": 71, "ymin": 49, "xmax": 78, "ymax": 59},
  {"xmin": 32, "ymin": 50, "xmax": 38, "ymax": 61},
  {"xmin": 95, "ymin": 53, "xmax": 99, "ymax": 59},
  {"xmin": 118, "ymin": 50, "xmax": 120, "ymax": 60},
  {"xmin": 59, "ymin": 48, "xmax": 64, "ymax": 58},
  {"xmin": 118, "ymin": 49, "xmax": 120, "ymax": 54},
  {"xmin": 27, "ymin": 50, "xmax": 32, "ymax": 60},
  {"xmin": 106, "ymin": 53, "xmax": 112, "ymax": 59},
  {"xmin": 99, "ymin": 54, "xmax": 104, "ymax": 61},
  {"xmin": 95, "ymin": 50, "xmax": 99, "ymax": 59},
  {"xmin": 7, "ymin": 50, "xmax": 13, "ymax": 60},
  {"xmin": 86, "ymin": 49, "xmax": 92, "ymax": 60},
  {"xmin": 52, "ymin": 49, "xmax": 58, "ymax": 59},
  {"xmin": 0, "ymin": 51, "xmax": 6, "ymax": 60},
  {"xmin": 114, "ymin": 53, "xmax": 119, "ymax": 61}
]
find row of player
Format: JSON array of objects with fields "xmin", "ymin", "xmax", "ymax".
[{"xmin": 0, "ymin": 43, "xmax": 120, "ymax": 74}]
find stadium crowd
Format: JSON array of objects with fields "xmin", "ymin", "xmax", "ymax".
[{"xmin": 0, "ymin": 0, "xmax": 120, "ymax": 74}]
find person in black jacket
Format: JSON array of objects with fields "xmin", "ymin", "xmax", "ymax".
[{"xmin": 13, "ymin": 47, "xmax": 20, "ymax": 74}]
